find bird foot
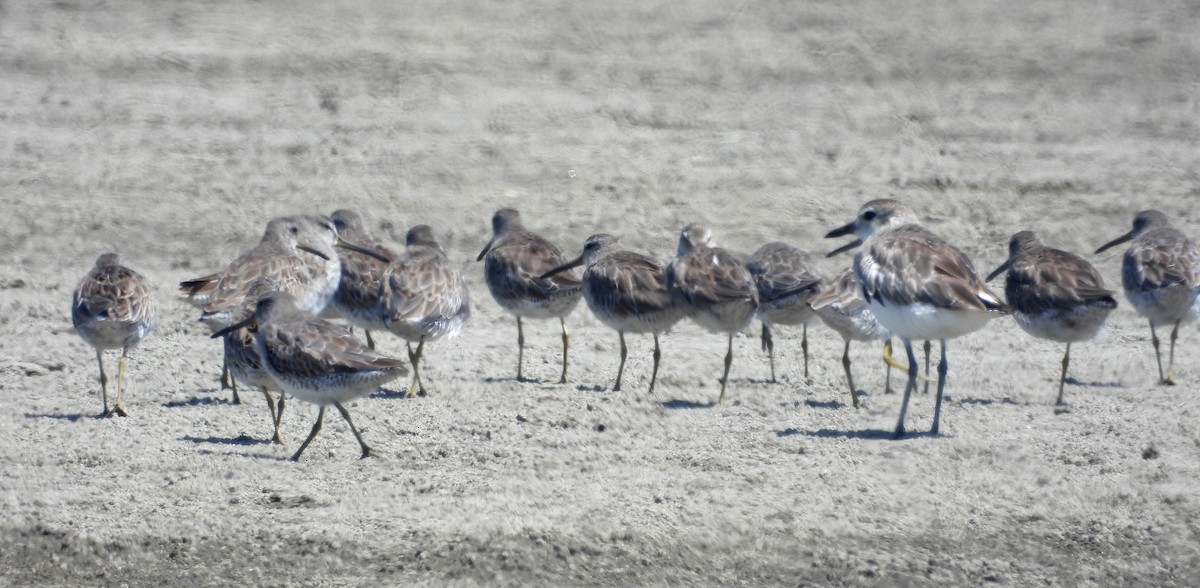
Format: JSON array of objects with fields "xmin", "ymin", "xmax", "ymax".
[
  {"xmin": 360, "ymin": 448, "xmax": 377, "ymax": 459},
  {"xmin": 272, "ymin": 433, "xmax": 286, "ymax": 446},
  {"xmin": 103, "ymin": 405, "xmax": 128, "ymax": 418},
  {"xmin": 1161, "ymin": 377, "xmax": 1178, "ymax": 386},
  {"xmin": 892, "ymin": 426, "xmax": 906, "ymax": 440}
]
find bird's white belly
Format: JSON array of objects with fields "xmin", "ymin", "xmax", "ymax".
[
  {"xmin": 1125, "ymin": 285, "xmax": 1200, "ymax": 327},
  {"xmin": 869, "ymin": 301, "xmax": 994, "ymax": 341}
]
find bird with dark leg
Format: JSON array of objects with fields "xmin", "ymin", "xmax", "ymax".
[
  {"xmin": 810, "ymin": 268, "xmax": 893, "ymax": 408},
  {"xmin": 746, "ymin": 242, "xmax": 823, "ymax": 384}
]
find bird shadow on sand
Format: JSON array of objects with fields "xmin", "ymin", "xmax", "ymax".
[
  {"xmin": 163, "ymin": 395, "xmax": 233, "ymax": 408},
  {"xmin": 23, "ymin": 412, "xmax": 94, "ymax": 422},
  {"xmin": 779, "ymin": 399, "xmax": 849, "ymax": 410},
  {"xmin": 795, "ymin": 428, "xmax": 941, "ymax": 440},
  {"xmin": 660, "ymin": 399, "xmax": 717, "ymax": 410},
  {"xmin": 182, "ymin": 434, "xmax": 269, "ymax": 446},
  {"xmin": 955, "ymin": 396, "xmax": 1023, "ymax": 406},
  {"xmin": 370, "ymin": 387, "xmax": 410, "ymax": 400},
  {"xmin": 192, "ymin": 447, "xmax": 292, "ymax": 462},
  {"xmin": 1064, "ymin": 377, "xmax": 1124, "ymax": 388}
]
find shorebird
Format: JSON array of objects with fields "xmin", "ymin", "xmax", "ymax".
[
  {"xmin": 1095, "ymin": 210, "xmax": 1200, "ymax": 385},
  {"xmin": 213, "ymin": 291, "xmax": 407, "ymax": 461},
  {"xmin": 987, "ymin": 231, "xmax": 1117, "ymax": 405},
  {"xmin": 543, "ymin": 234, "xmax": 686, "ymax": 393},
  {"xmin": 826, "ymin": 199, "xmax": 1008, "ymax": 437},
  {"xmin": 221, "ymin": 277, "xmax": 288, "ymax": 444},
  {"xmin": 361, "ymin": 225, "xmax": 471, "ymax": 397},
  {"xmin": 746, "ymin": 242, "xmax": 823, "ymax": 383},
  {"xmin": 477, "ymin": 208, "xmax": 582, "ymax": 383},
  {"xmin": 72, "ymin": 253, "xmax": 156, "ymax": 417},
  {"xmin": 666, "ymin": 222, "xmax": 759, "ymax": 404},
  {"xmin": 180, "ymin": 215, "xmax": 340, "ymax": 403},
  {"xmin": 809, "ymin": 268, "xmax": 893, "ymax": 409},
  {"xmin": 327, "ymin": 209, "xmax": 397, "ymax": 350}
]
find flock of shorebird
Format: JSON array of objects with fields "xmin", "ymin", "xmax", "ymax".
[{"xmin": 69, "ymin": 201, "xmax": 1200, "ymax": 459}]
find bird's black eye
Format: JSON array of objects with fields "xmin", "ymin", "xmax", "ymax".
[
  {"xmin": 289, "ymin": 226, "xmax": 299, "ymax": 234},
  {"xmin": 862, "ymin": 210, "xmax": 877, "ymax": 221}
]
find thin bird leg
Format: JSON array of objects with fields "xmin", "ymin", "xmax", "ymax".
[
  {"xmin": 842, "ymin": 339, "xmax": 859, "ymax": 409},
  {"xmin": 559, "ymin": 318, "xmax": 570, "ymax": 384},
  {"xmin": 261, "ymin": 389, "xmax": 284, "ymax": 445},
  {"xmin": 614, "ymin": 332, "xmax": 627, "ymax": 391},
  {"xmin": 1150, "ymin": 322, "xmax": 1166, "ymax": 384},
  {"xmin": 802, "ymin": 323, "xmax": 810, "ymax": 383},
  {"xmin": 1166, "ymin": 320, "xmax": 1180, "ymax": 385},
  {"xmin": 892, "ymin": 338, "xmax": 919, "ymax": 439},
  {"xmin": 930, "ymin": 339, "xmax": 948, "ymax": 435},
  {"xmin": 291, "ymin": 405, "xmax": 325, "ymax": 462},
  {"xmin": 649, "ymin": 333, "xmax": 662, "ymax": 394},
  {"xmin": 334, "ymin": 402, "xmax": 374, "ymax": 459},
  {"xmin": 406, "ymin": 339, "xmax": 426, "ymax": 398},
  {"xmin": 516, "ymin": 317, "xmax": 525, "ymax": 382},
  {"xmin": 95, "ymin": 349, "xmax": 109, "ymax": 417},
  {"xmin": 883, "ymin": 340, "xmax": 937, "ymax": 383},
  {"xmin": 883, "ymin": 339, "xmax": 894, "ymax": 395},
  {"xmin": 365, "ymin": 330, "xmax": 375, "ymax": 351},
  {"xmin": 111, "ymin": 353, "xmax": 129, "ymax": 417},
  {"xmin": 718, "ymin": 333, "xmax": 734, "ymax": 405},
  {"xmin": 761, "ymin": 323, "xmax": 776, "ymax": 383},
  {"xmin": 222, "ymin": 359, "xmax": 241, "ymax": 404},
  {"xmin": 1056, "ymin": 343, "xmax": 1070, "ymax": 406},
  {"xmin": 922, "ymin": 340, "xmax": 931, "ymax": 394},
  {"xmin": 275, "ymin": 394, "xmax": 286, "ymax": 438}
]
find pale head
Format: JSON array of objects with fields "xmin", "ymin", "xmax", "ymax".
[
  {"xmin": 330, "ymin": 209, "xmax": 370, "ymax": 241},
  {"xmin": 581, "ymin": 233, "xmax": 622, "ymax": 266},
  {"xmin": 1095, "ymin": 209, "xmax": 1173, "ymax": 254},
  {"xmin": 677, "ymin": 222, "xmax": 715, "ymax": 257},
  {"xmin": 825, "ymin": 199, "xmax": 919, "ymax": 257},
  {"xmin": 297, "ymin": 215, "xmax": 339, "ymax": 260},
  {"xmin": 210, "ymin": 289, "xmax": 299, "ymax": 340}
]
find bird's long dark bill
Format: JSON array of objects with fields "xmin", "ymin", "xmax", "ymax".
[
  {"xmin": 476, "ymin": 238, "xmax": 495, "ymax": 262},
  {"xmin": 296, "ymin": 243, "xmax": 330, "ymax": 260},
  {"xmin": 541, "ymin": 256, "xmax": 584, "ymax": 280},
  {"xmin": 825, "ymin": 238, "xmax": 862, "ymax": 258},
  {"xmin": 212, "ymin": 317, "xmax": 256, "ymax": 339},
  {"xmin": 336, "ymin": 238, "xmax": 392, "ymax": 263},
  {"xmin": 825, "ymin": 221, "xmax": 856, "ymax": 239},
  {"xmin": 985, "ymin": 259, "xmax": 1012, "ymax": 282},
  {"xmin": 1095, "ymin": 232, "xmax": 1133, "ymax": 254}
]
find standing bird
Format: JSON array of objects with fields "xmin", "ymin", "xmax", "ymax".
[
  {"xmin": 666, "ymin": 222, "xmax": 759, "ymax": 404},
  {"xmin": 987, "ymin": 231, "xmax": 1117, "ymax": 405},
  {"xmin": 543, "ymin": 234, "xmax": 686, "ymax": 393},
  {"xmin": 327, "ymin": 209, "xmax": 397, "ymax": 350},
  {"xmin": 213, "ymin": 292, "xmax": 408, "ymax": 461},
  {"xmin": 1095, "ymin": 210, "xmax": 1200, "ymax": 385},
  {"xmin": 745, "ymin": 242, "xmax": 823, "ymax": 383},
  {"xmin": 826, "ymin": 200, "xmax": 1009, "ymax": 437},
  {"xmin": 368, "ymin": 225, "xmax": 471, "ymax": 397},
  {"xmin": 72, "ymin": 253, "xmax": 156, "ymax": 417},
  {"xmin": 221, "ymin": 277, "xmax": 288, "ymax": 444},
  {"xmin": 809, "ymin": 268, "xmax": 893, "ymax": 409},
  {"xmin": 477, "ymin": 208, "xmax": 582, "ymax": 383}
]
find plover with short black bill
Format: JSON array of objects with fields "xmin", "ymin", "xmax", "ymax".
[
  {"xmin": 666, "ymin": 222, "xmax": 759, "ymax": 404},
  {"xmin": 1095, "ymin": 210, "xmax": 1200, "ymax": 385},
  {"xmin": 213, "ymin": 291, "xmax": 407, "ymax": 461},
  {"xmin": 327, "ymin": 209, "xmax": 398, "ymax": 350},
  {"xmin": 477, "ymin": 208, "xmax": 582, "ymax": 383},
  {"xmin": 826, "ymin": 200, "xmax": 1009, "ymax": 437},
  {"xmin": 543, "ymin": 234, "xmax": 686, "ymax": 394},
  {"xmin": 72, "ymin": 253, "xmax": 156, "ymax": 417},
  {"xmin": 809, "ymin": 268, "xmax": 893, "ymax": 409},
  {"xmin": 357, "ymin": 225, "xmax": 471, "ymax": 398},
  {"xmin": 746, "ymin": 242, "xmax": 823, "ymax": 383},
  {"xmin": 988, "ymin": 231, "xmax": 1117, "ymax": 406}
]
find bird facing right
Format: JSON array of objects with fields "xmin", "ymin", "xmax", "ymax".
[
  {"xmin": 987, "ymin": 231, "xmax": 1117, "ymax": 405},
  {"xmin": 1095, "ymin": 210, "xmax": 1200, "ymax": 385}
]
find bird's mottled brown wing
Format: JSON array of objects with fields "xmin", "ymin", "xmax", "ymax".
[
  {"xmin": 336, "ymin": 243, "xmax": 396, "ymax": 313},
  {"xmin": 73, "ymin": 264, "xmax": 156, "ymax": 330},
  {"xmin": 1007, "ymin": 247, "xmax": 1116, "ymax": 314},
  {"xmin": 857, "ymin": 225, "xmax": 1007, "ymax": 312},
  {"xmin": 586, "ymin": 251, "xmax": 675, "ymax": 315},
  {"xmin": 382, "ymin": 246, "xmax": 469, "ymax": 323},
  {"xmin": 1123, "ymin": 228, "xmax": 1200, "ymax": 292},
  {"xmin": 179, "ymin": 273, "xmax": 220, "ymax": 307},
  {"xmin": 203, "ymin": 253, "xmax": 310, "ymax": 315},
  {"xmin": 746, "ymin": 242, "xmax": 822, "ymax": 303},
  {"xmin": 808, "ymin": 268, "xmax": 866, "ymax": 313},
  {"xmin": 485, "ymin": 231, "xmax": 582, "ymax": 303},
  {"xmin": 667, "ymin": 247, "xmax": 758, "ymax": 307},
  {"xmin": 260, "ymin": 316, "xmax": 408, "ymax": 376}
]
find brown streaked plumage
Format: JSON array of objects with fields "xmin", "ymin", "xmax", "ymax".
[
  {"xmin": 810, "ymin": 268, "xmax": 893, "ymax": 409},
  {"xmin": 326, "ymin": 209, "xmax": 396, "ymax": 349},
  {"xmin": 221, "ymin": 277, "xmax": 288, "ymax": 444},
  {"xmin": 477, "ymin": 208, "xmax": 582, "ymax": 383},
  {"xmin": 827, "ymin": 199, "xmax": 1008, "ymax": 438},
  {"xmin": 746, "ymin": 242, "xmax": 823, "ymax": 384},
  {"xmin": 72, "ymin": 253, "xmax": 156, "ymax": 417},
  {"xmin": 1095, "ymin": 210, "xmax": 1200, "ymax": 385},
  {"xmin": 213, "ymin": 292, "xmax": 407, "ymax": 461},
  {"xmin": 666, "ymin": 222, "xmax": 759, "ymax": 404},
  {"xmin": 378, "ymin": 225, "xmax": 471, "ymax": 397},
  {"xmin": 544, "ymin": 234, "xmax": 686, "ymax": 394},
  {"xmin": 987, "ymin": 231, "xmax": 1117, "ymax": 406}
]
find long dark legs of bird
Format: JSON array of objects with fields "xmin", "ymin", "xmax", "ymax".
[
  {"xmin": 1166, "ymin": 320, "xmax": 1180, "ymax": 385},
  {"xmin": 718, "ymin": 333, "xmax": 734, "ymax": 404},
  {"xmin": 406, "ymin": 339, "xmax": 426, "ymax": 398},
  {"xmin": 559, "ymin": 318, "xmax": 570, "ymax": 384},
  {"xmin": 334, "ymin": 401, "xmax": 374, "ymax": 459},
  {"xmin": 291, "ymin": 405, "xmax": 324, "ymax": 461},
  {"xmin": 222, "ymin": 360, "xmax": 241, "ymax": 404},
  {"xmin": 260, "ymin": 389, "xmax": 284, "ymax": 444},
  {"xmin": 515, "ymin": 317, "xmax": 525, "ymax": 381},
  {"xmin": 930, "ymin": 340, "xmax": 948, "ymax": 435},
  {"xmin": 802, "ymin": 323, "xmax": 810, "ymax": 383},
  {"xmin": 883, "ymin": 339, "xmax": 894, "ymax": 395},
  {"xmin": 893, "ymin": 338, "xmax": 919, "ymax": 439},
  {"xmin": 614, "ymin": 332, "xmax": 627, "ymax": 391},
  {"xmin": 649, "ymin": 333, "xmax": 663, "ymax": 394},
  {"xmin": 1149, "ymin": 322, "xmax": 1166, "ymax": 384},
  {"xmin": 841, "ymin": 340, "xmax": 859, "ymax": 409},
  {"xmin": 365, "ymin": 330, "xmax": 376, "ymax": 351},
  {"xmin": 276, "ymin": 394, "xmax": 286, "ymax": 441},
  {"xmin": 1056, "ymin": 344, "xmax": 1070, "ymax": 406},
  {"xmin": 94, "ymin": 350, "xmax": 109, "ymax": 417},
  {"xmin": 921, "ymin": 340, "xmax": 931, "ymax": 394},
  {"xmin": 761, "ymin": 323, "xmax": 776, "ymax": 383}
]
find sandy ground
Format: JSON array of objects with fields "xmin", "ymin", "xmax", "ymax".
[{"xmin": 3, "ymin": 0, "xmax": 1200, "ymax": 585}]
